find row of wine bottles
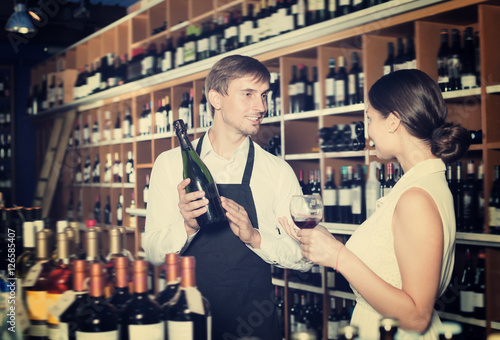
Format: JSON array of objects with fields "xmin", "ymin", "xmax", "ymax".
[
  {"xmin": 319, "ymin": 121, "xmax": 365, "ymax": 152},
  {"xmin": 298, "ymin": 161, "xmax": 402, "ymax": 225},
  {"xmin": 74, "ymin": 151, "xmax": 135, "ymax": 185},
  {"xmin": 4, "ymin": 208, "xmax": 210, "ymax": 340}
]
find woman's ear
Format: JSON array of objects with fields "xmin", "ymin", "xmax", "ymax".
[
  {"xmin": 388, "ymin": 111, "xmax": 402, "ymax": 133},
  {"xmin": 208, "ymin": 89, "xmax": 221, "ymax": 111}
]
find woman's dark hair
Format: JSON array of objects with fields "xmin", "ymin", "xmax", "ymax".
[
  {"xmin": 368, "ymin": 69, "xmax": 471, "ymax": 163},
  {"xmin": 205, "ymin": 55, "xmax": 271, "ymax": 117}
]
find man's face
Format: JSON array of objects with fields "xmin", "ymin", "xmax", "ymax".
[{"xmin": 216, "ymin": 75, "xmax": 270, "ymax": 137}]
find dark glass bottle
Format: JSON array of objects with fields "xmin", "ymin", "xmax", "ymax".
[
  {"xmin": 289, "ymin": 65, "xmax": 298, "ymax": 113},
  {"xmin": 295, "ymin": 64, "xmax": 307, "ymax": 113},
  {"xmin": 59, "ymin": 259, "xmax": 88, "ymax": 340},
  {"xmin": 75, "ymin": 262, "xmax": 119, "ymax": 337},
  {"xmin": 473, "ymin": 250, "xmax": 486, "ymax": 320},
  {"xmin": 393, "ymin": 37, "xmax": 406, "ymax": 71},
  {"xmin": 461, "ymin": 27, "xmax": 477, "ymax": 89},
  {"xmin": 107, "ymin": 256, "xmax": 132, "ymax": 315},
  {"xmin": 325, "ymin": 57, "xmax": 336, "ymax": 108},
  {"xmin": 334, "ymin": 56, "xmax": 348, "ymax": 107},
  {"xmin": 383, "ymin": 42, "xmax": 394, "ymax": 75},
  {"xmin": 462, "ymin": 160, "xmax": 478, "ymax": 233},
  {"xmin": 165, "ymin": 256, "xmax": 211, "ymax": 340},
  {"xmin": 454, "ymin": 161, "xmax": 464, "ymax": 232},
  {"xmin": 351, "ymin": 164, "xmax": 366, "ymax": 224},
  {"xmin": 328, "ymin": 297, "xmax": 340, "ymax": 340},
  {"xmin": 323, "ymin": 166, "xmax": 339, "ymax": 223},
  {"xmin": 348, "ymin": 51, "xmax": 362, "ymax": 105},
  {"xmin": 173, "ymin": 119, "xmax": 226, "ymax": 228},
  {"xmin": 338, "ymin": 166, "xmax": 352, "ymax": 223},
  {"xmin": 383, "ymin": 162, "xmax": 396, "ymax": 197},
  {"xmin": 122, "ymin": 260, "xmax": 164, "ymax": 340},
  {"xmin": 156, "ymin": 253, "xmax": 181, "ymax": 307},
  {"xmin": 459, "ymin": 248, "xmax": 475, "ymax": 317},
  {"xmin": 447, "ymin": 29, "xmax": 462, "ymax": 91}
]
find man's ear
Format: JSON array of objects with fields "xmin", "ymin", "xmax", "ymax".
[{"xmin": 208, "ymin": 89, "xmax": 221, "ymax": 111}]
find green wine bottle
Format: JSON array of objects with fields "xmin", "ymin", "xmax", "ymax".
[{"xmin": 173, "ymin": 119, "xmax": 226, "ymax": 228}]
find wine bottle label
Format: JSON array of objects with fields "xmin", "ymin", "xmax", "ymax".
[
  {"xmin": 23, "ymin": 263, "xmax": 43, "ymax": 287},
  {"xmin": 460, "ymin": 290, "xmax": 475, "ymax": 313},
  {"xmin": 184, "ymin": 287, "xmax": 205, "ymax": 315},
  {"xmin": 461, "ymin": 74, "xmax": 477, "ymax": 89},
  {"xmin": 48, "ymin": 290, "xmax": 77, "ymax": 320},
  {"xmin": 348, "ymin": 74, "xmax": 356, "ymax": 95},
  {"xmin": 76, "ymin": 330, "xmax": 118, "ymax": 340},
  {"xmin": 351, "ymin": 187, "xmax": 362, "ymax": 214},
  {"xmin": 59, "ymin": 322, "xmax": 70, "ymax": 340},
  {"xmin": 167, "ymin": 321, "xmax": 193, "ymax": 339},
  {"xmin": 295, "ymin": 82, "xmax": 305, "ymax": 95},
  {"xmin": 323, "ymin": 188, "xmax": 337, "ymax": 206},
  {"xmin": 474, "ymin": 292, "xmax": 484, "ymax": 308},
  {"xmin": 129, "ymin": 323, "xmax": 164, "ymax": 339},
  {"xmin": 328, "ymin": 320, "xmax": 340, "ymax": 338},
  {"xmin": 325, "ymin": 78, "xmax": 335, "ymax": 97},
  {"xmin": 335, "ymin": 80, "xmax": 346, "ymax": 102},
  {"xmin": 26, "ymin": 290, "xmax": 48, "ymax": 320},
  {"xmin": 338, "ymin": 188, "xmax": 351, "ymax": 206},
  {"xmin": 288, "ymin": 84, "xmax": 296, "ymax": 96},
  {"xmin": 383, "ymin": 65, "xmax": 391, "ymax": 75},
  {"xmin": 339, "ymin": 0, "xmax": 350, "ymax": 5},
  {"xmin": 47, "ymin": 292, "xmax": 63, "ymax": 324}
]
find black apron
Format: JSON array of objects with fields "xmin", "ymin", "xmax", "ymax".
[{"xmin": 183, "ymin": 134, "xmax": 280, "ymax": 340}]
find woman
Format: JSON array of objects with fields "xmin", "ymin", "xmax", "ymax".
[{"xmin": 280, "ymin": 69, "xmax": 471, "ymax": 339}]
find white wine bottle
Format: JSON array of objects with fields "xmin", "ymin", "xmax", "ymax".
[{"xmin": 173, "ymin": 119, "xmax": 226, "ymax": 228}]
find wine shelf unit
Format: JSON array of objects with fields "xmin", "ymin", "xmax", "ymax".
[{"xmin": 29, "ymin": 0, "xmax": 500, "ymax": 338}]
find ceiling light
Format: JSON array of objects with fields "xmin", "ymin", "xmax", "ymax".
[{"xmin": 5, "ymin": 3, "xmax": 36, "ymax": 34}]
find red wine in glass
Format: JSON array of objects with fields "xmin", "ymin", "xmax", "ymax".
[{"xmin": 292, "ymin": 218, "xmax": 321, "ymax": 229}]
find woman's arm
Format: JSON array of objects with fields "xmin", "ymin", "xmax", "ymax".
[{"xmin": 297, "ymin": 187, "xmax": 443, "ymax": 333}]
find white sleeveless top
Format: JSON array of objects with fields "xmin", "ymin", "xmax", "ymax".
[{"xmin": 346, "ymin": 158, "xmax": 456, "ymax": 340}]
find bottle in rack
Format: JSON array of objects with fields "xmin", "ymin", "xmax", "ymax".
[
  {"xmin": 351, "ymin": 163, "xmax": 366, "ymax": 225},
  {"xmin": 325, "ymin": 57, "xmax": 336, "ymax": 108},
  {"xmin": 107, "ymin": 256, "xmax": 132, "ymax": 315},
  {"xmin": 104, "ymin": 153, "xmax": 112, "ymax": 183},
  {"xmin": 173, "ymin": 119, "xmax": 226, "ymax": 228},
  {"xmin": 288, "ymin": 64, "xmax": 298, "ymax": 113},
  {"xmin": 113, "ymin": 111, "xmax": 121, "ymax": 140},
  {"xmin": 59, "ymin": 259, "xmax": 88, "ymax": 340},
  {"xmin": 156, "ymin": 253, "xmax": 181, "ymax": 307},
  {"xmin": 473, "ymin": 249, "xmax": 486, "ymax": 320},
  {"xmin": 459, "ymin": 248, "xmax": 475, "ymax": 317},
  {"xmin": 123, "ymin": 107, "xmax": 133, "ymax": 138},
  {"xmin": 117, "ymin": 193, "xmax": 123, "ymax": 227},
  {"xmin": 393, "ymin": 37, "xmax": 406, "ymax": 71},
  {"xmin": 334, "ymin": 56, "xmax": 348, "ymax": 107},
  {"xmin": 75, "ymin": 262, "xmax": 119, "ymax": 337},
  {"xmin": 462, "ymin": 160, "xmax": 478, "ymax": 233},
  {"xmin": 94, "ymin": 195, "xmax": 101, "ymax": 223},
  {"xmin": 437, "ymin": 29, "xmax": 450, "ymax": 92},
  {"xmin": 365, "ymin": 161, "xmax": 381, "ymax": 219},
  {"xmin": 447, "ymin": 28, "xmax": 462, "ymax": 91},
  {"xmin": 348, "ymin": 51, "xmax": 362, "ymax": 105},
  {"xmin": 323, "ymin": 166, "xmax": 338, "ymax": 223},
  {"xmin": 92, "ymin": 154, "xmax": 100, "ymax": 184},
  {"xmin": 113, "ymin": 152, "xmax": 123, "ymax": 183},
  {"xmin": 83, "ymin": 156, "xmax": 91, "ymax": 184},
  {"xmin": 125, "ymin": 150, "xmax": 135, "ymax": 184},
  {"xmin": 383, "ymin": 42, "xmax": 394, "ymax": 75},
  {"xmin": 461, "ymin": 27, "xmax": 477, "ymax": 89},
  {"xmin": 143, "ymin": 174, "xmax": 150, "ymax": 208},
  {"xmin": 383, "ymin": 162, "xmax": 396, "ymax": 197},
  {"xmin": 454, "ymin": 161, "xmax": 464, "ymax": 232},
  {"xmin": 328, "ymin": 297, "xmax": 340, "ymax": 340},
  {"xmin": 338, "ymin": 166, "xmax": 352, "ymax": 223},
  {"xmin": 165, "ymin": 256, "xmax": 211, "ymax": 340}
]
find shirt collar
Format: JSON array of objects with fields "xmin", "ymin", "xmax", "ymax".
[{"xmin": 199, "ymin": 129, "xmax": 250, "ymax": 161}]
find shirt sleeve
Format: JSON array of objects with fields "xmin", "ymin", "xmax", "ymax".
[
  {"xmin": 247, "ymin": 152, "xmax": 312, "ymax": 272},
  {"xmin": 142, "ymin": 150, "xmax": 191, "ymax": 266}
]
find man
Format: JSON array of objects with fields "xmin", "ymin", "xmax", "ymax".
[{"xmin": 142, "ymin": 55, "xmax": 310, "ymax": 340}]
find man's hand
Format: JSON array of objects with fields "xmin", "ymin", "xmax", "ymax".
[
  {"xmin": 221, "ymin": 196, "xmax": 261, "ymax": 249},
  {"xmin": 177, "ymin": 178, "xmax": 208, "ymax": 236}
]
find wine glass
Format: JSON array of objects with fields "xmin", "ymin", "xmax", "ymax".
[{"xmin": 290, "ymin": 194, "xmax": 324, "ymax": 263}]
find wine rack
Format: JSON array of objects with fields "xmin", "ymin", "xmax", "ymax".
[{"xmin": 29, "ymin": 0, "xmax": 500, "ymax": 338}]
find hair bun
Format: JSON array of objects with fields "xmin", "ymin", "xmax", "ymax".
[{"xmin": 431, "ymin": 123, "xmax": 471, "ymax": 163}]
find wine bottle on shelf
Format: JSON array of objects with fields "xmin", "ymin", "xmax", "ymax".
[
  {"xmin": 312, "ymin": 67, "xmax": 321, "ymax": 110},
  {"xmin": 473, "ymin": 249, "xmax": 486, "ymax": 320},
  {"xmin": 49, "ymin": 74, "xmax": 56, "ymax": 108},
  {"xmin": 289, "ymin": 292, "xmax": 300, "ymax": 334},
  {"xmin": 295, "ymin": 64, "xmax": 307, "ymax": 113},
  {"xmin": 24, "ymin": 230, "xmax": 53, "ymax": 340},
  {"xmin": 476, "ymin": 162, "xmax": 484, "ymax": 232},
  {"xmin": 383, "ymin": 42, "xmax": 394, "ymax": 75},
  {"xmin": 437, "ymin": 29, "xmax": 450, "ymax": 92},
  {"xmin": 143, "ymin": 174, "xmax": 150, "ymax": 209},
  {"xmin": 47, "ymin": 232, "xmax": 73, "ymax": 338},
  {"xmin": 165, "ymin": 256, "xmax": 211, "ymax": 340},
  {"xmin": 393, "ymin": 37, "xmax": 406, "ymax": 71},
  {"xmin": 117, "ymin": 194, "xmax": 124, "ymax": 227},
  {"xmin": 348, "ymin": 51, "xmax": 362, "ymax": 105},
  {"xmin": 459, "ymin": 248, "xmax": 475, "ymax": 317},
  {"xmin": 365, "ymin": 161, "xmax": 381, "ymax": 219},
  {"xmin": 461, "ymin": 27, "xmax": 477, "ymax": 90},
  {"xmin": 325, "ymin": 57, "xmax": 336, "ymax": 108},
  {"xmin": 123, "ymin": 108, "xmax": 133, "ymax": 138},
  {"xmin": 114, "ymin": 111, "xmax": 121, "ymax": 140},
  {"xmin": 107, "ymin": 256, "xmax": 132, "ymax": 315},
  {"xmin": 104, "ymin": 110, "xmax": 112, "ymax": 141},
  {"xmin": 405, "ymin": 36, "xmax": 416, "ymax": 69},
  {"xmin": 289, "ymin": 65, "xmax": 298, "ymax": 113},
  {"xmin": 351, "ymin": 163, "xmax": 366, "ymax": 225},
  {"xmin": 447, "ymin": 29, "xmax": 462, "ymax": 92},
  {"xmin": 328, "ymin": 297, "xmax": 340, "ymax": 340},
  {"xmin": 83, "ymin": 116, "xmax": 90, "ymax": 145},
  {"xmin": 338, "ymin": 166, "xmax": 352, "ymax": 224},
  {"xmin": 92, "ymin": 154, "xmax": 100, "ymax": 184},
  {"xmin": 334, "ymin": 56, "xmax": 348, "ymax": 107},
  {"xmin": 454, "ymin": 161, "xmax": 464, "ymax": 232},
  {"xmin": 83, "ymin": 156, "xmax": 91, "ymax": 184},
  {"xmin": 156, "ymin": 253, "xmax": 181, "ymax": 307},
  {"xmin": 383, "ymin": 162, "xmax": 396, "ymax": 197},
  {"xmin": 94, "ymin": 195, "xmax": 101, "ymax": 223},
  {"xmin": 75, "ymin": 262, "xmax": 119, "ymax": 337},
  {"xmin": 323, "ymin": 166, "xmax": 339, "ymax": 223},
  {"xmin": 58, "ymin": 259, "xmax": 88, "ymax": 340},
  {"xmin": 113, "ymin": 152, "xmax": 123, "ymax": 183},
  {"xmin": 104, "ymin": 153, "xmax": 112, "ymax": 183},
  {"xmin": 339, "ymin": 299, "xmax": 350, "ymax": 329},
  {"xmin": 125, "ymin": 151, "xmax": 135, "ymax": 184},
  {"xmin": 121, "ymin": 260, "xmax": 164, "ymax": 340},
  {"xmin": 337, "ymin": 0, "xmax": 351, "ymax": 16},
  {"xmin": 462, "ymin": 160, "xmax": 478, "ymax": 233},
  {"xmin": 298, "ymin": 169, "xmax": 306, "ymax": 194},
  {"xmin": 173, "ymin": 119, "xmax": 226, "ymax": 228},
  {"xmin": 91, "ymin": 115, "xmax": 99, "ymax": 144}
]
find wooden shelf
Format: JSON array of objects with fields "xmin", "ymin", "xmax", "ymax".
[
  {"xmin": 486, "ymin": 84, "xmax": 500, "ymax": 94},
  {"xmin": 442, "ymin": 88, "xmax": 482, "ymax": 99}
]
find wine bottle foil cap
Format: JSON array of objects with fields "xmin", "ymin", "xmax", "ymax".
[
  {"xmin": 86, "ymin": 219, "xmax": 97, "ymax": 228},
  {"xmin": 73, "ymin": 259, "xmax": 87, "ymax": 272},
  {"xmin": 165, "ymin": 253, "xmax": 180, "ymax": 265},
  {"xmin": 90, "ymin": 262, "xmax": 103, "ymax": 276},
  {"xmin": 114, "ymin": 256, "xmax": 129, "ymax": 268},
  {"xmin": 173, "ymin": 119, "xmax": 186, "ymax": 134},
  {"xmin": 181, "ymin": 256, "xmax": 196, "ymax": 268},
  {"xmin": 133, "ymin": 259, "xmax": 148, "ymax": 272}
]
